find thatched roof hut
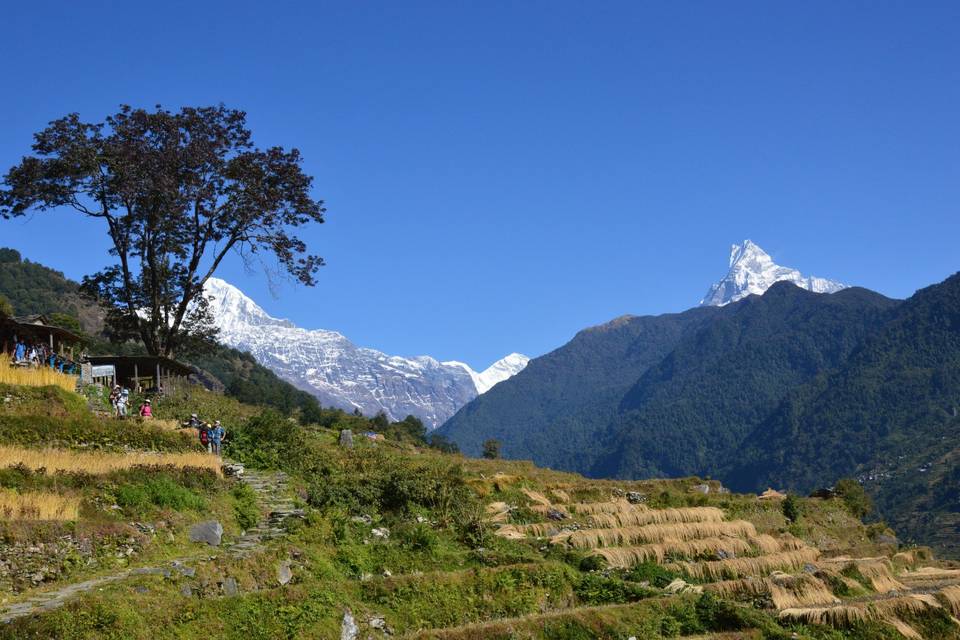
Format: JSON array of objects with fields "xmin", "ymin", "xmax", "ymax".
[{"xmin": 758, "ymin": 488, "xmax": 787, "ymax": 500}]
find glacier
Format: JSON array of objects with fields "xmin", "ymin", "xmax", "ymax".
[{"xmin": 203, "ymin": 278, "xmax": 528, "ymax": 428}]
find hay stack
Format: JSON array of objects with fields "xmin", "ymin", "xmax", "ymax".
[
  {"xmin": 589, "ymin": 536, "xmax": 753, "ymax": 567},
  {"xmin": 557, "ymin": 520, "xmax": 758, "ymax": 550},
  {"xmin": 589, "ymin": 506, "xmax": 724, "ymax": 528},
  {"xmin": 670, "ymin": 548, "xmax": 820, "ymax": 581}
]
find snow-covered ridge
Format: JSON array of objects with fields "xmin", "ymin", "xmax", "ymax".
[
  {"xmin": 202, "ymin": 278, "xmax": 527, "ymax": 428},
  {"xmin": 700, "ymin": 240, "xmax": 847, "ymax": 307}
]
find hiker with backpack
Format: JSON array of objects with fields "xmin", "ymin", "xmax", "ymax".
[{"xmin": 199, "ymin": 422, "xmax": 212, "ymax": 453}]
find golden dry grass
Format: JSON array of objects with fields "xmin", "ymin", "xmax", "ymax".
[
  {"xmin": 899, "ymin": 566, "xmax": 960, "ymax": 587},
  {"xmin": 589, "ymin": 506, "xmax": 725, "ymax": 528},
  {"xmin": 566, "ymin": 499, "xmax": 635, "ymax": 515},
  {"xmin": 707, "ymin": 573, "xmax": 838, "ymax": 609},
  {"xmin": 0, "ymin": 445, "xmax": 222, "ymax": 476},
  {"xmin": 0, "ymin": 355, "xmax": 77, "ymax": 392},
  {"xmin": 556, "ymin": 520, "xmax": 758, "ymax": 549},
  {"xmin": 494, "ymin": 522, "xmax": 561, "ymax": 538},
  {"xmin": 669, "ymin": 548, "xmax": 820, "ymax": 581},
  {"xmin": 590, "ymin": 536, "xmax": 753, "ymax": 567},
  {"xmin": 549, "ymin": 489, "xmax": 570, "ymax": 503},
  {"xmin": 778, "ymin": 594, "xmax": 945, "ymax": 639},
  {"xmin": 0, "ymin": 489, "xmax": 79, "ymax": 520},
  {"xmin": 856, "ymin": 558, "xmax": 906, "ymax": 593},
  {"xmin": 521, "ymin": 488, "xmax": 551, "ymax": 506},
  {"xmin": 938, "ymin": 585, "xmax": 960, "ymax": 615}
]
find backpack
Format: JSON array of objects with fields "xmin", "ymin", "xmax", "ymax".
[{"xmin": 199, "ymin": 429, "xmax": 209, "ymax": 444}]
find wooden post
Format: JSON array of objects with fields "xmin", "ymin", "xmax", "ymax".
[
  {"xmin": 156, "ymin": 362, "xmax": 161, "ymax": 392},
  {"xmin": 49, "ymin": 332, "xmax": 54, "ymax": 349},
  {"xmin": 133, "ymin": 363, "xmax": 139, "ymax": 392}
]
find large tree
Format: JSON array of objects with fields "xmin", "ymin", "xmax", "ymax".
[{"xmin": 0, "ymin": 105, "xmax": 325, "ymax": 357}]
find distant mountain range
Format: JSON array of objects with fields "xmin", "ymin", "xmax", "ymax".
[
  {"xmin": 439, "ymin": 242, "xmax": 960, "ymax": 556},
  {"xmin": 203, "ymin": 278, "xmax": 528, "ymax": 428}
]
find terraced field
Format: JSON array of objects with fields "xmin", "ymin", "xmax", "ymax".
[{"xmin": 485, "ymin": 483, "xmax": 960, "ymax": 639}]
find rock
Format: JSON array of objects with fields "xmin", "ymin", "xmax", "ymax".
[
  {"xmin": 692, "ymin": 483, "xmax": 711, "ymax": 494},
  {"xmin": 415, "ymin": 515, "xmax": 427, "ymax": 524},
  {"xmin": 371, "ymin": 527, "xmax": 390, "ymax": 540},
  {"xmin": 351, "ymin": 514, "xmax": 373, "ymax": 525},
  {"xmin": 223, "ymin": 577, "xmax": 238, "ymax": 596},
  {"xmin": 626, "ymin": 491, "xmax": 646, "ymax": 504},
  {"xmin": 189, "ymin": 521, "xmax": 223, "ymax": 547},
  {"xmin": 134, "ymin": 585, "xmax": 149, "ymax": 594},
  {"xmin": 341, "ymin": 608, "xmax": 359, "ymax": 640},
  {"xmin": 180, "ymin": 584, "xmax": 193, "ymax": 597},
  {"xmin": 382, "ymin": 569, "xmax": 392, "ymax": 578},
  {"xmin": 369, "ymin": 615, "xmax": 392, "ymax": 634},
  {"xmin": 171, "ymin": 561, "xmax": 196, "ymax": 578},
  {"xmin": 546, "ymin": 508, "xmax": 567, "ymax": 521},
  {"xmin": 339, "ymin": 430, "xmax": 354, "ymax": 449},
  {"xmin": 223, "ymin": 463, "xmax": 245, "ymax": 477},
  {"xmin": 876, "ymin": 534, "xmax": 898, "ymax": 546},
  {"xmin": 277, "ymin": 561, "xmax": 293, "ymax": 585},
  {"xmin": 132, "ymin": 522, "xmax": 156, "ymax": 535}
]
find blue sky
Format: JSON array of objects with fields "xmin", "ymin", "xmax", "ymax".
[{"xmin": 1, "ymin": 1, "xmax": 958, "ymax": 369}]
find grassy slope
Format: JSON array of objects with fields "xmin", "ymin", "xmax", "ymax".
[{"xmin": 3, "ymin": 381, "xmax": 959, "ymax": 639}]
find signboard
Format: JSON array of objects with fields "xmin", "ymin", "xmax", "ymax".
[{"xmin": 91, "ymin": 364, "xmax": 116, "ymax": 378}]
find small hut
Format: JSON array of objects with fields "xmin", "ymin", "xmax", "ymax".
[
  {"xmin": 82, "ymin": 355, "xmax": 195, "ymax": 393},
  {"xmin": 1, "ymin": 314, "xmax": 84, "ymax": 359},
  {"xmin": 758, "ymin": 487, "xmax": 787, "ymax": 501}
]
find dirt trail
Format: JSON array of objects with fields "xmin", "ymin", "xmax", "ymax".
[{"xmin": 0, "ymin": 466, "xmax": 294, "ymax": 624}]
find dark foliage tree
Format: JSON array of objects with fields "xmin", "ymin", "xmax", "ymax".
[
  {"xmin": 0, "ymin": 105, "xmax": 325, "ymax": 357},
  {"xmin": 781, "ymin": 494, "xmax": 801, "ymax": 523},
  {"xmin": 834, "ymin": 478, "xmax": 872, "ymax": 519},
  {"xmin": 0, "ymin": 294, "xmax": 12, "ymax": 318},
  {"xmin": 482, "ymin": 438, "xmax": 501, "ymax": 460}
]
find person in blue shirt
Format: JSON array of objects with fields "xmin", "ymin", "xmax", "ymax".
[
  {"xmin": 210, "ymin": 420, "xmax": 225, "ymax": 456},
  {"xmin": 14, "ymin": 341, "xmax": 25, "ymax": 362}
]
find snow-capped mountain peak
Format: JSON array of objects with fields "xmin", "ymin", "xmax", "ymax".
[
  {"xmin": 445, "ymin": 353, "xmax": 530, "ymax": 395},
  {"xmin": 202, "ymin": 278, "xmax": 527, "ymax": 428},
  {"xmin": 700, "ymin": 240, "xmax": 847, "ymax": 307}
]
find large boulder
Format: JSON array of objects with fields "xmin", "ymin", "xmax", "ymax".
[{"xmin": 189, "ymin": 521, "xmax": 223, "ymax": 546}]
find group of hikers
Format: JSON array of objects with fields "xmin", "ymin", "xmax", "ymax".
[
  {"xmin": 185, "ymin": 414, "xmax": 226, "ymax": 455},
  {"xmin": 108, "ymin": 387, "xmax": 226, "ymax": 456},
  {"xmin": 10, "ymin": 339, "xmax": 77, "ymax": 374},
  {"xmin": 108, "ymin": 385, "xmax": 155, "ymax": 419}
]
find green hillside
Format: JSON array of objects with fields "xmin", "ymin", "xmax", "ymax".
[
  {"xmin": 443, "ymin": 307, "xmax": 719, "ymax": 468},
  {"xmin": 0, "ymin": 247, "xmax": 322, "ymax": 419},
  {"xmin": 3, "ymin": 368, "xmax": 960, "ymax": 639},
  {"xmin": 600, "ymin": 284, "xmax": 897, "ymax": 479},
  {"xmin": 441, "ymin": 273, "xmax": 960, "ymax": 557}
]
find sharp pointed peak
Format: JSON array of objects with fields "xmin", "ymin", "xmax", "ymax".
[{"xmin": 702, "ymin": 240, "xmax": 847, "ymax": 307}]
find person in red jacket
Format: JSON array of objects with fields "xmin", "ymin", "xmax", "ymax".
[{"xmin": 139, "ymin": 398, "xmax": 153, "ymax": 419}]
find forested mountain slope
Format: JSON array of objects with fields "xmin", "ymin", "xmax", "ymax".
[
  {"xmin": 597, "ymin": 283, "xmax": 898, "ymax": 480},
  {"xmin": 441, "ymin": 272, "xmax": 960, "ymax": 555},
  {"xmin": 440, "ymin": 306, "xmax": 720, "ymax": 468}
]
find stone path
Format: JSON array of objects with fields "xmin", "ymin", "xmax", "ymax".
[{"xmin": 0, "ymin": 465, "xmax": 297, "ymax": 624}]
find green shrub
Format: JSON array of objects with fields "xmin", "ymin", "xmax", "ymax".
[
  {"xmin": 573, "ymin": 573, "xmax": 654, "ymax": 605},
  {"xmin": 115, "ymin": 477, "xmax": 206, "ymax": 512},
  {"xmin": 232, "ymin": 483, "xmax": 260, "ymax": 530},
  {"xmin": 782, "ymin": 494, "xmax": 801, "ymax": 523}
]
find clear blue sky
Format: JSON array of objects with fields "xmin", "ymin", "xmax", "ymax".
[{"xmin": 1, "ymin": 1, "xmax": 958, "ymax": 369}]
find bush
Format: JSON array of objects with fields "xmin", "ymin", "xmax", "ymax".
[
  {"xmin": 835, "ymin": 478, "xmax": 872, "ymax": 519},
  {"xmin": 115, "ymin": 477, "xmax": 206, "ymax": 512},
  {"xmin": 232, "ymin": 483, "xmax": 260, "ymax": 530},
  {"xmin": 574, "ymin": 573, "xmax": 654, "ymax": 605},
  {"xmin": 782, "ymin": 494, "xmax": 801, "ymax": 523}
]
